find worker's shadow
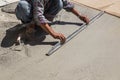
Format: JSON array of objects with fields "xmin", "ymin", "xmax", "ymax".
[
  {"xmin": 51, "ymin": 21, "xmax": 83, "ymax": 26},
  {"xmin": 1, "ymin": 24, "xmax": 21, "ymax": 48},
  {"xmin": 1, "ymin": 21, "xmax": 83, "ymax": 48},
  {"xmin": 0, "ymin": 24, "xmax": 48, "ymax": 48},
  {"xmin": 28, "ymin": 21, "xmax": 83, "ymax": 46}
]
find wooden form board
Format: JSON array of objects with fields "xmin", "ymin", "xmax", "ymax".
[
  {"xmin": 104, "ymin": 1, "xmax": 120, "ymax": 17},
  {"xmin": 72, "ymin": 0, "xmax": 120, "ymax": 17}
]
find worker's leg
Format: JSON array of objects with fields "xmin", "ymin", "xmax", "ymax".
[
  {"xmin": 15, "ymin": 0, "xmax": 33, "ymax": 23},
  {"xmin": 45, "ymin": 0, "xmax": 63, "ymax": 21},
  {"xmin": 15, "ymin": 0, "xmax": 35, "ymax": 44}
]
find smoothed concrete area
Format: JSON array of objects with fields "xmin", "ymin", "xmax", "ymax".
[
  {"xmin": 0, "ymin": 2, "xmax": 120, "ymax": 80},
  {"xmin": 8, "ymin": 13, "xmax": 120, "ymax": 80}
]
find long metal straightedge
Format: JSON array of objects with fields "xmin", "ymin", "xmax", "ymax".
[{"xmin": 46, "ymin": 11, "xmax": 104, "ymax": 56}]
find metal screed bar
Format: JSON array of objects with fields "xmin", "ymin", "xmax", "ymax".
[{"xmin": 46, "ymin": 11, "xmax": 104, "ymax": 56}]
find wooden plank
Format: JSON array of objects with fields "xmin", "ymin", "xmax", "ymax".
[
  {"xmin": 72, "ymin": 0, "xmax": 120, "ymax": 17},
  {"xmin": 104, "ymin": 1, "xmax": 120, "ymax": 17}
]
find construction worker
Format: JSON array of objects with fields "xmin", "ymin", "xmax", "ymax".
[{"xmin": 15, "ymin": 0, "xmax": 89, "ymax": 43}]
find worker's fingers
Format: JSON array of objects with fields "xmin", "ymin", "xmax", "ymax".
[
  {"xmin": 79, "ymin": 16, "xmax": 90, "ymax": 25},
  {"xmin": 52, "ymin": 32, "xmax": 66, "ymax": 44},
  {"xmin": 59, "ymin": 33, "xmax": 66, "ymax": 44},
  {"xmin": 56, "ymin": 33, "xmax": 66, "ymax": 44},
  {"xmin": 84, "ymin": 17, "xmax": 90, "ymax": 25},
  {"xmin": 62, "ymin": 34, "xmax": 66, "ymax": 42}
]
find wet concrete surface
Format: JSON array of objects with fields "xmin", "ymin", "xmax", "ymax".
[{"xmin": 0, "ymin": 2, "xmax": 120, "ymax": 80}]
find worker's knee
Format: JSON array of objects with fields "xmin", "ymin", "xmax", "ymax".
[
  {"xmin": 15, "ymin": 0, "xmax": 32, "ymax": 23},
  {"xmin": 19, "ymin": 1, "xmax": 31, "ymax": 10},
  {"xmin": 17, "ymin": 1, "xmax": 30, "ymax": 13},
  {"xmin": 57, "ymin": 0, "xmax": 63, "ymax": 10}
]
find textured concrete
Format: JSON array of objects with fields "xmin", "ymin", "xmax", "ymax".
[
  {"xmin": 1, "ymin": 2, "xmax": 18, "ymax": 14},
  {"xmin": 0, "ymin": 2, "xmax": 120, "ymax": 80},
  {"xmin": 1, "ymin": 13, "xmax": 120, "ymax": 80},
  {"xmin": 0, "ymin": 0, "xmax": 18, "ymax": 7}
]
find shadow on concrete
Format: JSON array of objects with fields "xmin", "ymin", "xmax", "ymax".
[
  {"xmin": 0, "ymin": 24, "xmax": 46, "ymax": 48},
  {"xmin": 1, "ymin": 24, "xmax": 21, "ymax": 48},
  {"xmin": 1, "ymin": 21, "xmax": 82, "ymax": 48},
  {"xmin": 27, "ymin": 40, "xmax": 58, "ymax": 46},
  {"xmin": 24, "ymin": 29, "xmax": 58, "ymax": 46},
  {"xmin": 50, "ymin": 21, "xmax": 83, "ymax": 26}
]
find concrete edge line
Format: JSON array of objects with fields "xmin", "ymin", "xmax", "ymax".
[{"xmin": 46, "ymin": 11, "xmax": 105, "ymax": 56}]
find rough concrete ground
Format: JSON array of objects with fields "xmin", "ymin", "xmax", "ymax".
[
  {"xmin": 0, "ymin": 2, "xmax": 120, "ymax": 80},
  {"xmin": 0, "ymin": 0, "xmax": 18, "ymax": 7}
]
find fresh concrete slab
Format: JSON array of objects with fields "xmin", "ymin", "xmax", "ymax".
[
  {"xmin": 0, "ymin": 2, "xmax": 120, "ymax": 80},
  {"xmin": 3, "ymin": 13, "xmax": 120, "ymax": 80},
  {"xmin": 7, "ymin": 14, "xmax": 120, "ymax": 80},
  {"xmin": 0, "ymin": 3, "xmax": 100, "ymax": 80}
]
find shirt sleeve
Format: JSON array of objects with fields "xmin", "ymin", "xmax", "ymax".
[
  {"xmin": 62, "ymin": 0, "xmax": 74, "ymax": 12},
  {"xmin": 33, "ymin": 0, "xmax": 50, "ymax": 25}
]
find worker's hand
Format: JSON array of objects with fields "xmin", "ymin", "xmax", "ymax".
[
  {"xmin": 52, "ymin": 32, "xmax": 66, "ymax": 44},
  {"xmin": 79, "ymin": 15, "xmax": 90, "ymax": 25}
]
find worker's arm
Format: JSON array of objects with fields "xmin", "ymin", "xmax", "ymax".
[
  {"xmin": 62, "ymin": 0, "xmax": 89, "ymax": 24},
  {"xmin": 71, "ymin": 8, "xmax": 90, "ymax": 24},
  {"xmin": 33, "ymin": 0, "xmax": 66, "ymax": 43},
  {"xmin": 39, "ymin": 23, "xmax": 66, "ymax": 43}
]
